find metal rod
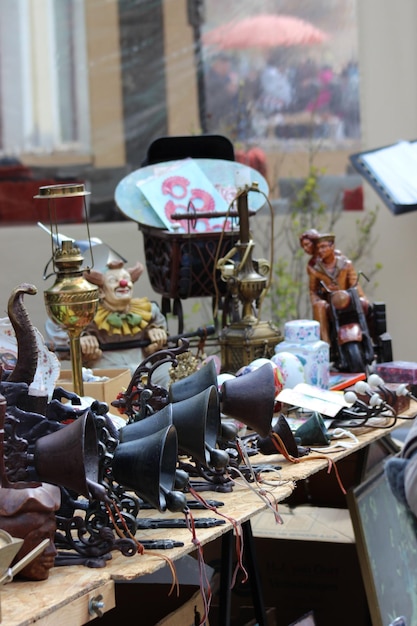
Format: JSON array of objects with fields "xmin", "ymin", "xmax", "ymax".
[
  {"xmin": 69, "ymin": 334, "xmax": 84, "ymax": 396},
  {"xmin": 50, "ymin": 325, "xmax": 216, "ymax": 354},
  {"xmin": 171, "ymin": 210, "xmax": 254, "ymax": 220},
  {"xmin": 237, "ymin": 190, "xmax": 250, "ymax": 244}
]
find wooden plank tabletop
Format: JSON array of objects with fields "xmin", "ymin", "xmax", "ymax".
[
  {"xmin": 1, "ymin": 406, "xmax": 415, "ymax": 626},
  {"xmin": 0, "ymin": 480, "xmax": 291, "ymax": 626}
]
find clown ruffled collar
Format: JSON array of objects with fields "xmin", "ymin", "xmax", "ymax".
[{"xmin": 93, "ymin": 298, "xmax": 153, "ymax": 336}]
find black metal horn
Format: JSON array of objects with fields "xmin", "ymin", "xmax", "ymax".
[
  {"xmin": 112, "ymin": 424, "xmax": 186, "ymax": 513},
  {"xmin": 220, "ymin": 364, "xmax": 276, "ymax": 438},
  {"xmin": 29, "ymin": 411, "xmax": 102, "ymax": 500},
  {"xmin": 170, "ymin": 385, "xmax": 229, "ymax": 470}
]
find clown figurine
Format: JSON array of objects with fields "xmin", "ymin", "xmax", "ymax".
[{"xmin": 78, "ymin": 259, "xmax": 169, "ymax": 382}]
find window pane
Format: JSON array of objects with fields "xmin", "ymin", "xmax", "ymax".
[{"xmin": 0, "ymin": 0, "xmax": 90, "ymax": 155}]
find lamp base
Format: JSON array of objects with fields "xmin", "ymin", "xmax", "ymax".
[{"xmin": 219, "ymin": 319, "xmax": 283, "ymax": 373}]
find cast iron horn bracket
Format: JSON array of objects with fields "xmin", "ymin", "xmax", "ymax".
[
  {"xmin": 177, "ymin": 458, "xmax": 234, "ymax": 493},
  {"xmin": 111, "ymin": 341, "xmax": 190, "ymax": 421},
  {"xmin": 2, "ymin": 387, "xmax": 141, "ymax": 567}
]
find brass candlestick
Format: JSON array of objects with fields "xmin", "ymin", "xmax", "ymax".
[
  {"xmin": 35, "ymin": 184, "xmax": 99, "ymax": 396},
  {"xmin": 217, "ymin": 185, "xmax": 282, "ymax": 373}
]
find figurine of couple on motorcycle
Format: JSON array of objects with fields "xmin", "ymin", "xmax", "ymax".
[{"xmin": 299, "ymin": 229, "xmax": 392, "ymax": 372}]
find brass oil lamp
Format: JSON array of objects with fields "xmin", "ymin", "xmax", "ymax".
[
  {"xmin": 34, "ymin": 184, "xmax": 99, "ymax": 396},
  {"xmin": 217, "ymin": 184, "xmax": 282, "ymax": 373}
]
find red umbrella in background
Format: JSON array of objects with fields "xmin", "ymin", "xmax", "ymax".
[{"xmin": 203, "ymin": 14, "xmax": 329, "ymax": 49}]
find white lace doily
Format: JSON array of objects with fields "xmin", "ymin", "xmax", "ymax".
[{"xmin": 0, "ymin": 317, "xmax": 60, "ymax": 398}]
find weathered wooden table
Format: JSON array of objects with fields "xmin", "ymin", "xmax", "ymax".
[{"xmin": 2, "ymin": 407, "xmax": 415, "ymax": 626}]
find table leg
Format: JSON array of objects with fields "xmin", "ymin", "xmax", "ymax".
[
  {"xmin": 242, "ymin": 520, "xmax": 268, "ymax": 626},
  {"xmin": 218, "ymin": 529, "xmax": 233, "ymax": 626},
  {"xmin": 218, "ymin": 521, "xmax": 268, "ymax": 626}
]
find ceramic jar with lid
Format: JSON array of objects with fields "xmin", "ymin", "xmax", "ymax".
[{"xmin": 274, "ymin": 319, "xmax": 329, "ymax": 389}]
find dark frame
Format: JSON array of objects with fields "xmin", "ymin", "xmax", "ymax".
[{"xmin": 347, "ymin": 465, "xmax": 417, "ymax": 626}]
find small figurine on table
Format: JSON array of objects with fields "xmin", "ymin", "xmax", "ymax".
[
  {"xmin": 306, "ymin": 233, "xmax": 371, "ymax": 344},
  {"xmin": 299, "ymin": 228, "xmax": 343, "ymax": 269},
  {"xmin": 79, "ymin": 259, "xmax": 170, "ymax": 385},
  {"xmin": 0, "ymin": 484, "xmax": 61, "ymax": 581}
]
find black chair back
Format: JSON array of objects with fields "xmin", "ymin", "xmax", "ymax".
[{"xmin": 143, "ymin": 134, "xmax": 235, "ymax": 165}]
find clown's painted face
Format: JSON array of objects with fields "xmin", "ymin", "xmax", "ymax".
[{"xmin": 100, "ymin": 267, "xmax": 133, "ymax": 310}]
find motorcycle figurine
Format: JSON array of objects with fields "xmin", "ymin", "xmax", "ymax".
[{"xmin": 321, "ymin": 274, "xmax": 393, "ymax": 373}]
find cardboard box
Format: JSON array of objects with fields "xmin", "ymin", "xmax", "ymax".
[
  {"xmin": 57, "ymin": 368, "xmax": 131, "ymax": 405},
  {"xmin": 252, "ymin": 507, "xmax": 370, "ymax": 626},
  {"xmin": 204, "ymin": 506, "xmax": 371, "ymax": 626},
  {"xmin": 94, "ymin": 580, "xmax": 206, "ymax": 626},
  {"xmin": 156, "ymin": 589, "xmax": 210, "ymax": 626},
  {"xmin": 251, "ymin": 536, "xmax": 370, "ymax": 626},
  {"xmin": 251, "ymin": 504, "xmax": 356, "ymax": 544},
  {"xmin": 375, "ymin": 361, "xmax": 417, "ymax": 394},
  {"xmin": 93, "ymin": 555, "xmax": 213, "ymax": 626}
]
